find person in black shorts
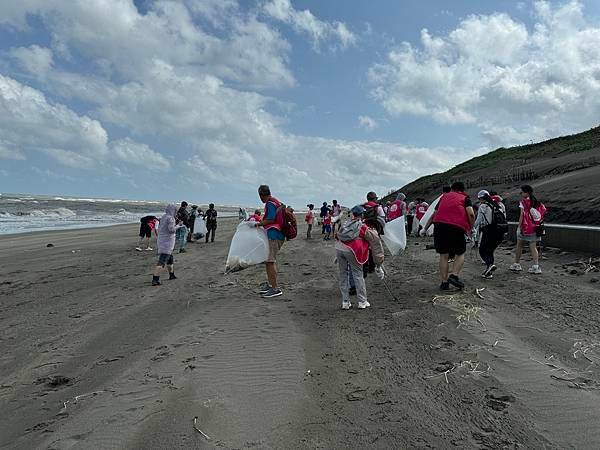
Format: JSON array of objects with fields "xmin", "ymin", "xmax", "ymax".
[
  {"xmin": 136, "ymin": 215, "xmax": 158, "ymax": 251},
  {"xmin": 424, "ymin": 182, "xmax": 475, "ymax": 291}
]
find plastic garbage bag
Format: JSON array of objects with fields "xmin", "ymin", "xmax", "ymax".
[
  {"xmin": 382, "ymin": 216, "xmax": 406, "ymax": 256},
  {"xmin": 225, "ymin": 222, "xmax": 269, "ymax": 273},
  {"xmin": 194, "ymin": 216, "xmax": 208, "ymax": 235},
  {"xmin": 419, "ymin": 195, "xmax": 441, "ymax": 236}
]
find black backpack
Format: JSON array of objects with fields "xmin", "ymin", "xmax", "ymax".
[
  {"xmin": 485, "ymin": 201, "xmax": 508, "ymax": 238},
  {"xmin": 363, "ymin": 204, "xmax": 385, "ymax": 235}
]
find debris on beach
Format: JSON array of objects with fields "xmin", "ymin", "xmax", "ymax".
[
  {"xmin": 193, "ymin": 416, "xmax": 211, "ymax": 440},
  {"xmin": 46, "ymin": 243, "xmax": 54, "ymax": 248}
]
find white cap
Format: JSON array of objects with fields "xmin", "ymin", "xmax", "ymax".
[{"xmin": 477, "ymin": 190, "xmax": 489, "ymax": 198}]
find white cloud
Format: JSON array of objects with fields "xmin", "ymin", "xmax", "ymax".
[
  {"xmin": 358, "ymin": 115, "xmax": 378, "ymax": 131},
  {"xmin": 0, "ymin": 140, "xmax": 26, "ymax": 160},
  {"xmin": 369, "ymin": 0, "xmax": 600, "ymax": 146},
  {"xmin": 9, "ymin": 45, "xmax": 54, "ymax": 75},
  {"xmin": 110, "ymin": 138, "xmax": 171, "ymax": 172},
  {"xmin": 0, "ymin": 74, "xmax": 168, "ymax": 172},
  {"xmin": 0, "ymin": 0, "xmax": 464, "ymax": 206},
  {"xmin": 0, "ymin": 74, "xmax": 108, "ymax": 160},
  {"xmin": 263, "ymin": 0, "xmax": 356, "ymax": 50}
]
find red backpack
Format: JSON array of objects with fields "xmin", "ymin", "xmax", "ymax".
[{"xmin": 278, "ymin": 206, "xmax": 297, "ymax": 240}]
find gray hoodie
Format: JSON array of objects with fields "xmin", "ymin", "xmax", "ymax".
[{"xmin": 157, "ymin": 204, "xmax": 178, "ymax": 254}]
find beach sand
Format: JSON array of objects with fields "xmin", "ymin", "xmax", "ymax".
[{"xmin": 1, "ymin": 219, "xmax": 600, "ymax": 449}]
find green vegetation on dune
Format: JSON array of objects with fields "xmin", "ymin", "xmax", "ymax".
[{"xmin": 398, "ymin": 125, "xmax": 600, "ymax": 197}]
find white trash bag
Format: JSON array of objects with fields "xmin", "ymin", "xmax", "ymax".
[
  {"xmin": 419, "ymin": 195, "xmax": 441, "ymax": 237},
  {"xmin": 225, "ymin": 223, "xmax": 269, "ymax": 273},
  {"xmin": 382, "ymin": 216, "xmax": 407, "ymax": 256},
  {"xmin": 194, "ymin": 216, "xmax": 208, "ymax": 235}
]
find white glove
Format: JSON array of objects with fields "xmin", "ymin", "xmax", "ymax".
[
  {"xmin": 247, "ymin": 221, "xmax": 259, "ymax": 227},
  {"xmin": 419, "ymin": 228, "xmax": 426, "ymax": 237},
  {"xmin": 375, "ymin": 265, "xmax": 385, "ymax": 280}
]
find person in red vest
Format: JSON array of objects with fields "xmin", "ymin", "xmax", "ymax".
[
  {"xmin": 386, "ymin": 192, "xmax": 407, "ymax": 222},
  {"xmin": 254, "ymin": 185, "xmax": 285, "ymax": 298},
  {"xmin": 424, "ymin": 181, "xmax": 475, "ymax": 291},
  {"xmin": 336, "ymin": 205, "xmax": 385, "ymax": 310}
]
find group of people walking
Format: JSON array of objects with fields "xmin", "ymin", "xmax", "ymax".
[{"xmin": 138, "ymin": 182, "xmax": 547, "ymax": 310}]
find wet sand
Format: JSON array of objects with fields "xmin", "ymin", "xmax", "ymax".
[{"xmin": 1, "ymin": 219, "xmax": 600, "ymax": 449}]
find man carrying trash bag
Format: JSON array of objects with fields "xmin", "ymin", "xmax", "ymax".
[{"xmin": 248, "ymin": 185, "xmax": 286, "ymax": 298}]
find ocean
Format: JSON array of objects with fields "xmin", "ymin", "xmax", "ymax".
[{"xmin": 0, "ymin": 193, "xmax": 240, "ymax": 235}]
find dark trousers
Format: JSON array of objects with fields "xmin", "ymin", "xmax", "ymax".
[
  {"xmin": 479, "ymin": 228, "xmax": 499, "ymax": 267},
  {"xmin": 206, "ymin": 225, "xmax": 216, "ymax": 242}
]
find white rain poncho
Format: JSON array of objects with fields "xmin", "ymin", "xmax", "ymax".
[
  {"xmin": 225, "ymin": 222, "xmax": 269, "ymax": 273},
  {"xmin": 382, "ymin": 215, "xmax": 407, "ymax": 256}
]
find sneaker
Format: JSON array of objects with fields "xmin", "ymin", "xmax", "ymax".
[
  {"xmin": 509, "ymin": 263, "xmax": 523, "ymax": 272},
  {"xmin": 169, "ymin": 273, "xmax": 177, "ymax": 280},
  {"xmin": 482, "ymin": 264, "xmax": 497, "ymax": 277},
  {"xmin": 440, "ymin": 281, "xmax": 450, "ymax": 291},
  {"xmin": 152, "ymin": 279, "xmax": 161, "ymax": 286},
  {"xmin": 481, "ymin": 273, "xmax": 493, "ymax": 279},
  {"xmin": 448, "ymin": 274, "xmax": 465, "ymax": 289},
  {"xmin": 258, "ymin": 283, "xmax": 272, "ymax": 294},
  {"xmin": 528, "ymin": 265, "xmax": 542, "ymax": 274},
  {"xmin": 145, "ymin": 247, "xmax": 153, "ymax": 251},
  {"xmin": 179, "ymin": 248, "xmax": 187, "ymax": 253},
  {"xmin": 262, "ymin": 287, "xmax": 283, "ymax": 298},
  {"xmin": 349, "ymin": 287, "xmax": 357, "ymax": 296},
  {"xmin": 135, "ymin": 247, "xmax": 143, "ymax": 251},
  {"xmin": 357, "ymin": 300, "xmax": 371, "ymax": 309},
  {"xmin": 341, "ymin": 301, "xmax": 352, "ymax": 310},
  {"xmin": 448, "ymin": 258, "xmax": 455, "ymax": 263}
]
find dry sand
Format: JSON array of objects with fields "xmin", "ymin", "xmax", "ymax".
[{"xmin": 1, "ymin": 219, "xmax": 600, "ymax": 449}]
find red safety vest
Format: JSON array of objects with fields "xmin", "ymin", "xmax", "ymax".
[
  {"xmin": 387, "ymin": 200, "xmax": 404, "ymax": 221},
  {"xmin": 433, "ymin": 191, "xmax": 471, "ymax": 233},
  {"xmin": 342, "ymin": 224, "xmax": 369, "ymax": 265},
  {"xmin": 264, "ymin": 197, "xmax": 282, "ymax": 232}
]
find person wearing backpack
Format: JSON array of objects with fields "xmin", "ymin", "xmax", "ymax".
[
  {"xmin": 252, "ymin": 185, "xmax": 286, "ymax": 298},
  {"xmin": 510, "ymin": 185, "xmax": 547, "ymax": 274},
  {"xmin": 336, "ymin": 205, "xmax": 385, "ymax": 310},
  {"xmin": 474, "ymin": 190, "xmax": 506, "ymax": 279}
]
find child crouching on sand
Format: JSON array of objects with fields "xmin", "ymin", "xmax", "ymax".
[
  {"xmin": 151, "ymin": 204, "xmax": 183, "ymax": 286},
  {"xmin": 335, "ymin": 205, "xmax": 385, "ymax": 310}
]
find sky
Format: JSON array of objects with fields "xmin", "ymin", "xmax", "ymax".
[{"xmin": 1, "ymin": 0, "xmax": 600, "ymax": 207}]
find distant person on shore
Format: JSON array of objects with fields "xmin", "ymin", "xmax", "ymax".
[
  {"xmin": 425, "ymin": 181, "xmax": 475, "ymax": 291},
  {"xmin": 253, "ymin": 185, "xmax": 285, "ymax": 298},
  {"xmin": 336, "ymin": 205, "xmax": 385, "ymax": 310},
  {"xmin": 151, "ymin": 204, "xmax": 180, "ymax": 286},
  {"xmin": 176, "ymin": 201, "xmax": 189, "ymax": 253},
  {"xmin": 386, "ymin": 192, "xmax": 407, "ymax": 222},
  {"xmin": 136, "ymin": 215, "xmax": 159, "ymax": 251},
  {"xmin": 239, "ymin": 208, "xmax": 248, "ymax": 221},
  {"xmin": 305, "ymin": 204, "xmax": 315, "ymax": 239},
  {"xmin": 323, "ymin": 211, "xmax": 332, "ymax": 240},
  {"xmin": 510, "ymin": 185, "xmax": 547, "ymax": 274},
  {"xmin": 186, "ymin": 205, "xmax": 198, "ymax": 243},
  {"xmin": 320, "ymin": 202, "xmax": 329, "ymax": 234},
  {"xmin": 205, "ymin": 203, "xmax": 217, "ymax": 243},
  {"xmin": 331, "ymin": 199, "xmax": 342, "ymax": 237},
  {"xmin": 248, "ymin": 209, "xmax": 262, "ymax": 222}
]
